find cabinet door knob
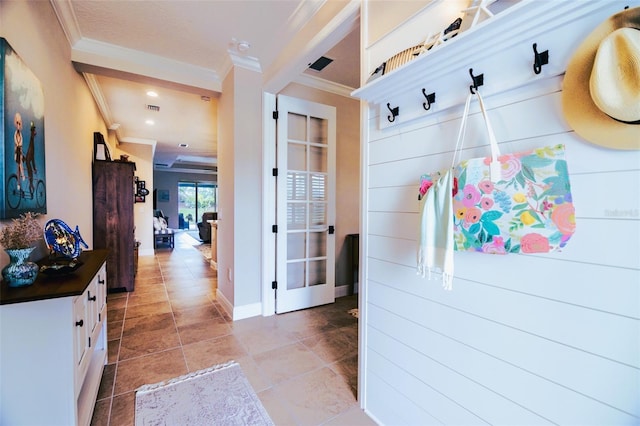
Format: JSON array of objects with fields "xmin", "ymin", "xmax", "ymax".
[
  {"xmin": 98, "ymin": 278, "xmax": 105, "ymax": 285},
  {"xmin": 88, "ymin": 293, "xmax": 97, "ymax": 302},
  {"xmin": 75, "ymin": 319, "xmax": 84, "ymax": 327}
]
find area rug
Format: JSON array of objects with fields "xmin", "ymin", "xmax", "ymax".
[
  {"xmin": 135, "ymin": 361, "xmax": 274, "ymax": 426},
  {"xmin": 193, "ymin": 242, "xmax": 211, "ymax": 260}
]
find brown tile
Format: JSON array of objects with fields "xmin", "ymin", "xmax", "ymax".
[
  {"xmin": 182, "ymin": 334, "xmax": 247, "ymax": 372},
  {"xmin": 330, "ymin": 354, "xmax": 358, "ymax": 396},
  {"xmin": 302, "ymin": 326, "xmax": 358, "ymax": 364},
  {"xmin": 110, "ymin": 391, "xmax": 135, "ymax": 426},
  {"xmin": 169, "ymin": 294, "xmax": 214, "ymax": 311},
  {"xmin": 230, "ymin": 314, "xmax": 279, "ymax": 333},
  {"xmin": 124, "ymin": 300, "xmax": 172, "ymax": 320},
  {"xmin": 119, "ymin": 327, "xmax": 181, "ymax": 360},
  {"xmin": 108, "ymin": 307, "xmax": 125, "ymax": 323},
  {"xmin": 90, "ymin": 397, "xmax": 111, "ymax": 426},
  {"xmin": 107, "ymin": 296, "xmax": 127, "ymax": 310},
  {"xmin": 324, "ymin": 406, "xmax": 377, "ymax": 426},
  {"xmin": 177, "ymin": 317, "xmax": 231, "ymax": 345},
  {"xmin": 173, "ymin": 303, "xmax": 221, "ymax": 327},
  {"xmin": 127, "ymin": 288, "xmax": 168, "ymax": 307},
  {"xmin": 253, "ymin": 342, "xmax": 324, "ymax": 385},
  {"xmin": 108, "ymin": 339, "xmax": 120, "ymax": 364},
  {"xmin": 257, "ymin": 388, "xmax": 297, "ymax": 426},
  {"xmin": 235, "ymin": 355, "xmax": 272, "ymax": 393},
  {"xmin": 97, "ymin": 363, "xmax": 116, "ymax": 400},
  {"xmin": 160, "ymin": 270, "xmax": 194, "ymax": 281},
  {"xmin": 108, "ymin": 290, "xmax": 129, "ymax": 299},
  {"xmin": 114, "ymin": 348, "xmax": 187, "ymax": 395},
  {"xmin": 277, "ymin": 310, "xmax": 336, "ymax": 340},
  {"xmin": 122, "ymin": 312, "xmax": 175, "ymax": 336},
  {"xmin": 272, "ymin": 367, "xmax": 356, "ymax": 425},
  {"xmin": 108, "ymin": 320, "xmax": 123, "ymax": 341},
  {"xmin": 133, "ymin": 275, "xmax": 164, "ymax": 286}
]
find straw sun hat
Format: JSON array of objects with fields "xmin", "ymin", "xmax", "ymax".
[{"xmin": 562, "ymin": 7, "xmax": 640, "ymax": 150}]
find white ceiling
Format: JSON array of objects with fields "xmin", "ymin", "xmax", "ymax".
[{"xmin": 50, "ymin": 0, "xmax": 360, "ymax": 174}]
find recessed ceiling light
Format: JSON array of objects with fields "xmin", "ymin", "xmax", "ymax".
[
  {"xmin": 145, "ymin": 119, "xmax": 155, "ymax": 125},
  {"xmin": 229, "ymin": 38, "xmax": 251, "ymax": 54},
  {"xmin": 178, "ymin": 143, "xmax": 189, "ymax": 148},
  {"xmin": 147, "ymin": 91, "xmax": 158, "ymax": 97}
]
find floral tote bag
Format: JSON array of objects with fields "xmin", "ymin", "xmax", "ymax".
[{"xmin": 419, "ymin": 91, "xmax": 576, "ymax": 254}]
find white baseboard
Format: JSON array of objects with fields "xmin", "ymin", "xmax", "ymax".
[
  {"xmin": 216, "ymin": 288, "xmax": 233, "ymax": 319},
  {"xmin": 215, "ymin": 289, "xmax": 263, "ymax": 321},
  {"xmin": 335, "ymin": 284, "xmax": 351, "ymax": 298},
  {"xmin": 233, "ymin": 302, "xmax": 263, "ymax": 320}
]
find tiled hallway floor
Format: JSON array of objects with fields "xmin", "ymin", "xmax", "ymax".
[{"xmin": 91, "ymin": 231, "xmax": 373, "ymax": 425}]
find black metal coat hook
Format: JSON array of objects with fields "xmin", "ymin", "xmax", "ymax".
[
  {"xmin": 422, "ymin": 89, "xmax": 436, "ymax": 111},
  {"xmin": 387, "ymin": 103, "xmax": 399, "ymax": 122},
  {"xmin": 469, "ymin": 68, "xmax": 484, "ymax": 94},
  {"xmin": 533, "ymin": 43, "xmax": 549, "ymax": 74}
]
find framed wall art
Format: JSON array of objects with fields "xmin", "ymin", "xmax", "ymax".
[
  {"xmin": 135, "ymin": 179, "xmax": 149, "ymax": 203},
  {"xmin": 158, "ymin": 189, "xmax": 170, "ymax": 202},
  {"xmin": 1, "ymin": 38, "xmax": 47, "ymax": 219}
]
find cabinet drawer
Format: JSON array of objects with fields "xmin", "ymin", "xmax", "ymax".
[{"xmin": 73, "ymin": 290, "xmax": 90, "ymax": 385}]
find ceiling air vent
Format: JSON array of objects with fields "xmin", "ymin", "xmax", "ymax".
[
  {"xmin": 147, "ymin": 104, "xmax": 160, "ymax": 112},
  {"xmin": 308, "ymin": 56, "xmax": 333, "ymax": 72}
]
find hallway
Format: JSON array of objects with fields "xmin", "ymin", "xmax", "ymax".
[{"xmin": 91, "ymin": 232, "xmax": 372, "ymax": 425}]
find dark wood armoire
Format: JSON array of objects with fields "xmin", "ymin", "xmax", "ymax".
[{"xmin": 92, "ymin": 160, "xmax": 136, "ymax": 292}]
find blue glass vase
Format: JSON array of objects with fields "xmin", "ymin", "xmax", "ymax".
[{"xmin": 2, "ymin": 247, "xmax": 39, "ymax": 287}]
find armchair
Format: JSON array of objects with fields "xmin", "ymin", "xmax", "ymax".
[{"xmin": 197, "ymin": 212, "xmax": 217, "ymax": 242}]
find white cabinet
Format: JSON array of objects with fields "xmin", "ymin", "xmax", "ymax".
[{"xmin": 0, "ymin": 250, "xmax": 109, "ymax": 426}]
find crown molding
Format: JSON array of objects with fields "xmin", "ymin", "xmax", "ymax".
[
  {"xmin": 295, "ymin": 73, "xmax": 355, "ymax": 99},
  {"xmin": 49, "ymin": 0, "xmax": 82, "ymax": 46},
  {"xmin": 228, "ymin": 51, "xmax": 262, "ymax": 73},
  {"xmin": 81, "ymin": 72, "xmax": 122, "ymax": 141},
  {"xmin": 71, "ymin": 38, "xmax": 222, "ymax": 92}
]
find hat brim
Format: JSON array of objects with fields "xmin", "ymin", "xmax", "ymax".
[{"xmin": 562, "ymin": 7, "xmax": 640, "ymax": 150}]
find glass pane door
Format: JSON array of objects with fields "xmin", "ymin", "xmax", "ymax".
[
  {"xmin": 276, "ymin": 95, "xmax": 336, "ymax": 313},
  {"xmin": 178, "ymin": 182, "xmax": 217, "ymax": 229},
  {"xmin": 286, "ymin": 113, "xmax": 329, "ymax": 290}
]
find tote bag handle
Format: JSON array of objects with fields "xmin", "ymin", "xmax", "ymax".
[{"xmin": 451, "ymin": 90, "xmax": 502, "ymax": 182}]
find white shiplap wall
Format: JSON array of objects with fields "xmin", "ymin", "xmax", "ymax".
[{"xmin": 357, "ymin": 1, "xmax": 640, "ymax": 424}]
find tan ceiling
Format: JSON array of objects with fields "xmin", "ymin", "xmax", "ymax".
[{"xmin": 51, "ymin": 0, "xmax": 360, "ymax": 174}]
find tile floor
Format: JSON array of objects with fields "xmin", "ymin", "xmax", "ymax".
[{"xmin": 91, "ymin": 231, "xmax": 374, "ymax": 425}]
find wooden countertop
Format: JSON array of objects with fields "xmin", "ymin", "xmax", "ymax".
[{"xmin": 0, "ymin": 249, "xmax": 109, "ymax": 305}]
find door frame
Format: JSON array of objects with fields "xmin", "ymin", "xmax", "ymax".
[{"xmin": 262, "ymin": 92, "xmax": 277, "ymax": 316}]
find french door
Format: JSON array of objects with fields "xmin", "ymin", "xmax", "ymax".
[{"xmin": 275, "ymin": 95, "xmax": 336, "ymax": 314}]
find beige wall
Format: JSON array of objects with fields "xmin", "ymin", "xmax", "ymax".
[
  {"xmin": 0, "ymin": 1, "xmax": 108, "ymax": 264},
  {"xmin": 217, "ymin": 65, "xmax": 264, "ymax": 316},
  {"xmin": 217, "ymin": 66, "xmax": 235, "ymax": 305},
  {"xmin": 280, "ymin": 83, "xmax": 361, "ymax": 290},
  {"xmin": 115, "ymin": 142, "xmax": 155, "ymax": 256}
]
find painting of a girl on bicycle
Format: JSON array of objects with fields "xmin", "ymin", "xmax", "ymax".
[{"xmin": 1, "ymin": 38, "xmax": 47, "ymax": 219}]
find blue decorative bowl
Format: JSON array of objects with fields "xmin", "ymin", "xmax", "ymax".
[{"xmin": 43, "ymin": 219, "xmax": 88, "ymax": 259}]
